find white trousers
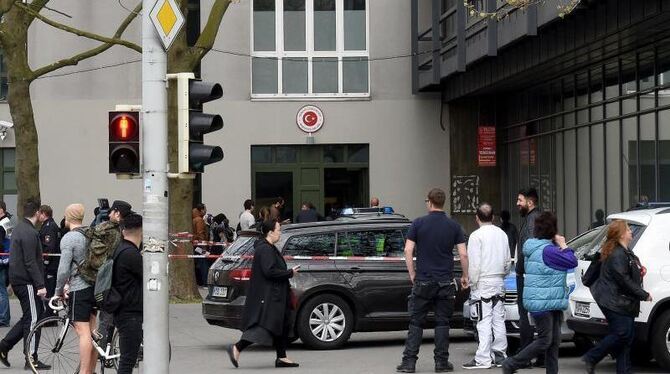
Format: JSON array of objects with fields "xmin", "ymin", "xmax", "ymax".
[{"xmin": 472, "ymin": 279, "xmax": 507, "ymax": 365}]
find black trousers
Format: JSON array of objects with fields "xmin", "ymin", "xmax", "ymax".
[
  {"xmin": 504, "ymin": 311, "xmax": 562, "ymax": 374},
  {"xmin": 516, "ymin": 276, "xmax": 534, "ymax": 350},
  {"xmin": 115, "ymin": 314, "xmax": 143, "ymax": 374},
  {"xmin": 43, "ymin": 273, "xmax": 58, "ymax": 318},
  {"xmin": 0, "ymin": 284, "xmax": 44, "ymax": 357},
  {"xmin": 235, "ymin": 333, "xmax": 289, "ymax": 359},
  {"xmin": 401, "ymin": 281, "xmax": 455, "ymax": 366}
]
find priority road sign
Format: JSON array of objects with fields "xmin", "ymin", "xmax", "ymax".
[{"xmin": 149, "ymin": 0, "xmax": 185, "ymax": 50}]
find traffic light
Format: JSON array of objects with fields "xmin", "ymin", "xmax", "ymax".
[
  {"xmin": 175, "ymin": 73, "xmax": 224, "ymax": 173},
  {"xmin": 108, "ymin": 111, "xmax": 140, "ymax": 174}
]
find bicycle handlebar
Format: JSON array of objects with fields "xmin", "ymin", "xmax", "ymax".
[{"xmin": 48, "ymin": 296, "xmax": 65, "ymax": 311}]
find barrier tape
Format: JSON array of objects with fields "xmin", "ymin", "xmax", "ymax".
[{"xmin": 0, "ymin": 252, "xmax": 413, "ymax": 261}]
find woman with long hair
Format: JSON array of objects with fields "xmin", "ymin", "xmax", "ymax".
[
  {"xmin": 582, "ymin": 220, "xmax": 652, "ymax": 374},
  {"xmin": 226, "ymin": 219, "xmax": 300, "ymax": 368}
]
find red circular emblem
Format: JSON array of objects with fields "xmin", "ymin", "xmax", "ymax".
[{"xmin": 296, "ymin": 106, "xmax": 324, "ymax": 133}]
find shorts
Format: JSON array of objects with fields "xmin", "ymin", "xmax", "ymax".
[{"xmin": 68, "ymin": 287, "xmax": 97, "ymax": 322}]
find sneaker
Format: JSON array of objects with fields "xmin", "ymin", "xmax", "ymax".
[
  {"xmin": 492, "ymin": 351, "xmax": 506, "ymax": 368},
  {"xmin": 462, "ymin": 359, "xmax": 491, "ymax": 370},
  {"xmin": 435, "ymin": 361, "xmax": 454, "ymax": 372},
  {"xmin": 581, "ymin": 357, "xmax": 595, "ymax": 374},
  {"xmin": 396, "ymin": 361, "xmax": 416, "ymax": 373},
  {"xmin": 0, "ymin": 348, "xmax": 9, "ymax": 367},
  {"xmin": 25, "ymin": 358, "xmax": 51, "ymax": 370},
  {"xmin": 502, "ymin": 363, "xmax": 518, "ymax": 374}
]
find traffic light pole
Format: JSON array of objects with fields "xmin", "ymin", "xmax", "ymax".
[{"xmin": 141, "ymin": 0, "xmax": 170, "ymax": 372}]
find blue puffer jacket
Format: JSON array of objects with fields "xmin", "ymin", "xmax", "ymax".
[{"xmin": 522, "ymin": 238, "xmax": 569, "ymax": 312}]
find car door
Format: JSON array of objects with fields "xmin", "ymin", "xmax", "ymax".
[
  {"xmin": 335, "ymin": 227, "xmax": 411, "ymax": 320},
  {"xmin": 280, "ymin": 232, "xmax": 338, "ymax": 298}
]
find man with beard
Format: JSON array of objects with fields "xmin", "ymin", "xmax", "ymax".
[{"xmin": 515, "ymin": 188, "xmax": 542, "ymax": 367}]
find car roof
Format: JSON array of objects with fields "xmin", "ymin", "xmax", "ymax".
[
  {"xmin": 282, "ymin": 219, "xmax": 410, "ymax": 234},
  {"xmin": 608, "ymin": 207, "xmax": 670, "ymax": 226}
]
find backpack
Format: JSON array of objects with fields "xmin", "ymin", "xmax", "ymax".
[
  {"xmin": 77, "ymin": 221, "xmax": 122, "ymax": 285},
  {"xmin": 93, "ymin": 246, "xmax": 129, "ymax": 313}
]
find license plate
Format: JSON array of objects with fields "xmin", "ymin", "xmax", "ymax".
[
  {"xmin": 212, "ymin": 286, "xmax": 228, "ymax": 298},
  {"xmin": 575, "ymin": 302, "xmax": 590, "ymax": 317}
]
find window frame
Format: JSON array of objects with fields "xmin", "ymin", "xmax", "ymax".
[{"xmin": 250, "ymin": 0, "xmax": 371, "ymax": 100}]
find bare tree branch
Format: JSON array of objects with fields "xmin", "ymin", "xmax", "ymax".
[
  {"xmin": 15, "ymin": 2, "xmax": 141, "ymax": 52},
  {"xmin": 189, "ymin": 0, "xmax": 232, "ymax": 66},
  {"xmin": 30, "ymin": 1, "xmax": 142, "ymax": 79}
]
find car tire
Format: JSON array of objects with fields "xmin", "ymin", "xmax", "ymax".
[
  {"xmin": 297, "ymin": 294, "xmax": 353, "ymax": 350},
  {"xmin": 651, "ymin": 310, "xmax": 670, "ymax": 370}
]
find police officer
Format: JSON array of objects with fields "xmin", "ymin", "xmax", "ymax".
[{"xmin": 38, "ymin": 205, "xmax": 60, "ymax": 316}]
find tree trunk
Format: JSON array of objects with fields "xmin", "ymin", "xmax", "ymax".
[
  {"xmin": 4, "ymin": 20, "xmax": 39, "ymax": 216},
  {"xmin": 167, "ymin": 80, "xmax": 201, "ymax": 302}
]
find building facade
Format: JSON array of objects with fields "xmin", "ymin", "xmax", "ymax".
[
  {"xmin": 0, "ymin": 0, "xmax": 447, "ymax": 222},
  {"xmin": 413, "ymin": 0, "xmax": 670, "ymax": 236}
]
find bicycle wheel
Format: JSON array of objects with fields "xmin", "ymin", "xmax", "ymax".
[{"xmin": 25, "ymin": 316, "xmax": 80, "ymax": 374}]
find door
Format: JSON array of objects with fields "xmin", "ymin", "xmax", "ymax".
[
  {"xmin": 254, "ymin": 171, "xmax": 294, "ymax": 221},
  {"xmin": 335, "ymin": 228, "xmax": 411, "ymax": 319}
]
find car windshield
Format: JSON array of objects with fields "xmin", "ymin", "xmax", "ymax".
[
  {"xmin": 575, "ymin": 222, "xmax": 645, "ymax": 260},
  {"xmin": 568, "ymin": 227, "xmax": 604, "ymax": 255},
  {"xmin": 222, "ymin": 236, "xmax": 257, "ymax": 257}
]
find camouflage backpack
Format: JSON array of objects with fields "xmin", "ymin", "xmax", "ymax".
[{"xmin": 77, "ymin": 221, "xmax": 122, "ymax": 285}]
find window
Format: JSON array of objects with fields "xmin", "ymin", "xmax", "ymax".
[
  {"xmin": 283, "ymin": 234, "xmax": 336, "ymax": 256},
  {"xmin": 251, "ymin": 0, "xmax": 369, "ymax": 98},
  {"xmin": 337, "ymin": 230, "xmax": 406, "ymax": 257},
  {"xmin": 0, "ymin": 50, "xmax": 7, "ymax": 101},
  {"xmin": 0, "ymin": 149, "xmax": 17, "ymax": 213}
]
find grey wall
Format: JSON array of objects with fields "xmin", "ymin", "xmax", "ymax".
[{"xmin": 0, "ymin": 0, "xmax": 448, "ymax": 223}]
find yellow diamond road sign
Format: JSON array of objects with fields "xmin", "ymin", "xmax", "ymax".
[{"xmin": 150, "ymin": 0, "xmax": 185, "ymax": 50}]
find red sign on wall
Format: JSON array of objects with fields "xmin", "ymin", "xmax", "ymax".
[{"xmin": 478, "ymin": 126, "xmax": 497, "ymax": 167}]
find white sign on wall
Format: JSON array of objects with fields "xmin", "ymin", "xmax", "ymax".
[{"xmin": 296, "ymin": 105, "xmax": 324, "ymax": 134}]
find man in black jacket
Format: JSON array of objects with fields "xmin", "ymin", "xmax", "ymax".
[
  {"xmin": 112, "ymin": 213, "xmax": 143, "ymax": 374},
  {"xmin": 38, "ymin": 205, "xmax": 60, "ymax": 317},
  {"xmin": 515, "ymin": 188, "xmax": 542, "ymax": 365},
  {"xmin": 0, "ymin": 199, "xmax": 50, "ymax": 370}
]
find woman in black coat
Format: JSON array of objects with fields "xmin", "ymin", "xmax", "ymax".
[
  {"xmin": 582, "ymin": 220, "xmax": 652, "ymax": 374},
  {"xmin": 227, "ymin": 219, "xmax": 300, "ymax": 368}
]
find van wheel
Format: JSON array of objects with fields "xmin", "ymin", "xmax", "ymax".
[
  {"xmin": 297, "ymin": 294, "xmax": 353, "ymax": 350},
  {"xmin": 651, "ymin": 310, "xmax": 670, "ymax": 370}
]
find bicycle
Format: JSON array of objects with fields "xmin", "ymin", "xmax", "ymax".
[{"xmin": 24, "ymin": 297, "xmax": 122, "ymax": 374}]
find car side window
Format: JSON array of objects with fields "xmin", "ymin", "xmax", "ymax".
[
  {"xmin": 283, "ymin": 234, "xmax": 335, "ymax": 256},
  {"xmin": 337, "ymin": 230, "xmax": 406, "ymax": 257}
]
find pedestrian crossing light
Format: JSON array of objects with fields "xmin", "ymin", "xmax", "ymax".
[
  {"xmin": 108, "ymin": 111, "xmax": 140, "ymax": 174},
  {"xmin": 175, "ymin": 72, "xmax": 224, "ymax": 174}
]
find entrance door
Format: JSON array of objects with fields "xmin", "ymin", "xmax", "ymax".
[
  {"xmin": 324, "ymin": 167, "xmax": 369, "ymax": 217},
  {"xmin": 254, "ymin": 171, "xmax": 294, "ymax": 221}
]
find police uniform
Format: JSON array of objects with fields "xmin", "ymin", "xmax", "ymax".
[{"xmin": 39, "ymin": 217, "xmax": 60, "ymax": 300}]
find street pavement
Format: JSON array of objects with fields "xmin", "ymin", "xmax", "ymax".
[{"xmin": 0, "ymin": 298, "xmax": 665, "ymax": 373}]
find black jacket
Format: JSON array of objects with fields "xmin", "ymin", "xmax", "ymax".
[
  {"xmin": 242, "ymin": 238, "xmax": 294, "ymax": 336},
  {"xmin": 296, "ymin": 209, "xmax": 320, "ymax": 223},
  {"xmin": 9, "ymin": 218, "xmax": 45, "ymax": 289},
  {"xmin": 591, "ymin": 245, "xmax": 648, "ymax": 317},
  {"xmin": 112, "ymin": 239, "xmax": 143, "ymax": 317},
  {"xmin": 500, "ymin": 221, "xmax": 518, "ymax": 259},
  {"xmin": 516, "ymin": 207, "xmax": 540, "ymax": 275},
  {"xmin": 39, "ymin": 217, "xmax": 61, "ymax": 274}
]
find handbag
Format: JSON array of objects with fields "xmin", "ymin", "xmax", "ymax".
[{"xmin": 582, "ymin": 252, "xmax": 601, "ymax": 287}]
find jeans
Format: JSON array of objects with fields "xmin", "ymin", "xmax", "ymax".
[
  {"xmin": 504, "ymin": 311, "xmax": 562, "ymax": 374},
  {"xmin": 0, "ymin": 267, "xmax": 9, "ymax": 326},
  {"xmin": 0, "ymin": 284, "xmax": 43, "ymax": 357},
  {"xmin": 582, "ymin": 308, "xmax": 635, "ymax": 374},
  {"xmin": 401, "ymin": 281, "xmax": 455, "ymax": 366},
  {"xmin": 516, "ymin": 276, "xmax": 533, "ymax": 351},
  {"xmin": 115, "ymin": 315, "xmax": 143, "ymax": 374}
]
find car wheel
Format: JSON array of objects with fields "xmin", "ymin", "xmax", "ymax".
[
  {"xmin": 297, "ymin": 294, "xmax": 353, "ymax": 350},
  {"xmin": 651, "ymin": 310, "xmax": 670, "ymax": 370}
]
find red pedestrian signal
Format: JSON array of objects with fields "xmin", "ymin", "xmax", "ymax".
[{"xmin": 109, "ymin": 111, "xmax": 140, "ymax": 174}]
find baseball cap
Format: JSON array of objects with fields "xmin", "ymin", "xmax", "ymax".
[{"xmin": 110, "ymin": 200, "xmax": 134, "ymax": 218}]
